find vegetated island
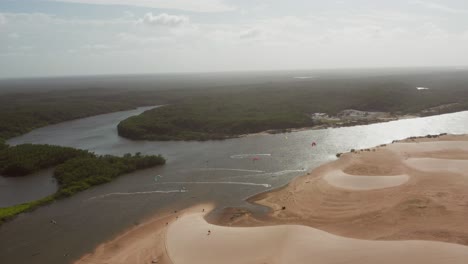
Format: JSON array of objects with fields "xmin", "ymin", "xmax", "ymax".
[
  {"xmin": 75, "ymin": 134, "xmax": 468, "ymax": 264},
  {"xmin": 117, "ymin": 79, "xmax": 468, "ymax": 141},
  {"xmin": 0, "ymin": 143, "xmax": 165, "ymax": 224}
]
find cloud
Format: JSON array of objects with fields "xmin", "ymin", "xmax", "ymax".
[
  {"xmin": 50, "ymin": 0, "xmax": 235, "ymax": 13},
  {"xmin": 239, "ymin": 28, "xmax": 262, "ymax": 39},
  {"xmin": 7, "ymin": 33, "xmax": 20, "ymax": 39},
  {"xmin": 3, "ymin": 3, "xmax": 468, "ymax": 78},
  {"xmin": 411, "ymin": 1, "xmax": 468, "ymax": 14},
  {"xmin": 0, "ymin": 13, "xmax": 7, "ymax": 25},
  {"xmin": 123, "ymin": 11, "xmax": 134, "ymax": 19},
  {"xmin": 17, "ymin": 45, "xmax": 34, "ymax": 51},
  {"xmin": 82, "ymin": 44, "xmax": 111, "ymax": 50},
  {"xmin": 1, "ymin": 12, "xmax": 56, "ymax": 24},
  {"xmin": 116, "ymin": 32, "xmax": 174, "ymax": 45},
  {"xmin": 139, "ymin": 13, "xmax": 188, "ymax": 27}
]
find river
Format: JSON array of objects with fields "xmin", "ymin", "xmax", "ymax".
[{"xmin": 2, "ymin": 107, "xmax": 468, "ymax": 264}]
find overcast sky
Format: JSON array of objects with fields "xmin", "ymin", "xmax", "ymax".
[{"xmin": 0, "ymin": 0, "xmax": 468, "ymax": 78}]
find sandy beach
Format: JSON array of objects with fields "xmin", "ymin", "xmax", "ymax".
[{"xmin": 75, "ymin": 134, "xmax": 468, "ymax": 264}]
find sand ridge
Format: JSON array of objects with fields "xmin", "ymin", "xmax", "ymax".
[
  {"xmin": 167, "ymin": 212, "xmax": 468, "ymax": 264},
  {"xmin": 75, "ymin": 134, "xmax": 468, "ymax": 263},
  {"xmin": 323, "ymin": 169, "xmax": 409, "ymax": 190},
  {"xmin": 229, "ymin": 135, "xmax": 468, "ymax": 245},
  {"xmin": 74, "ymin": 204, "xmax": 214, "ymax": 264}
]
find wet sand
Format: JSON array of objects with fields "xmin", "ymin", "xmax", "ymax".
[
  {"xmin": 166, "ymin": 212, "xmax": 468, "ymax": 264},
  {"xmin": 74, "ymin": 204, "xmax": 214, "ymax": 264},
  {"xmin": 234, "ymin": 134, "xmax": 468, "ymax": 244},
  {"xmin": 75, "ymin": 134, "xmax": 468, "ymax": 264}
]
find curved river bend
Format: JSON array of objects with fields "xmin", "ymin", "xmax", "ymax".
[{"xmin": 2, "ymin": 106, "xmax": 468, "ymax": 263}]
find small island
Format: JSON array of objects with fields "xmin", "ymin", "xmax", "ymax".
[{"xmin": 0, "ymin": 143, "xmax": 165, "ymax": 224}]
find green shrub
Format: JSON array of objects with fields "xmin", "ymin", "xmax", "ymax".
[
  {"xmin": 0, "ymin": 144, "xmax": 88, "ymax": 176},
  {"xmin": 0, "ymin": 144, "xmax": 165, "ymax": 224}
]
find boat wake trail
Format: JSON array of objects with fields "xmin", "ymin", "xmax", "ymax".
[
  {"xmin": 230, "ymin": 154, "xmax": 272, "ymax": 159},
  {"xmin": 155, "ymin": 181, "xmax": 272, "ymax": 188},
  {"xmin": 228, "ymin": 169, "xmax": 307, "ymax": 180},
  {"xmin": 294, "ymin": 76, "xmax": 316, "ymax": 79},
  {"xmin": 193, "ymin": 168, "xmax": 264, "ymax": 173},
  {"xmin": 88, "ymin": 190, "xmax": 187, "ymax": 200}
]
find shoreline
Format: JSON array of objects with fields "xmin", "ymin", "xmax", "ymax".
[
  {"xmin": 74, "ymin": 133, "xmax": 468, "ymax": 263},
  {"xmin": 240, "ymin": 133, "xmax": 450, "ymax": 212},
  {"xmin": 226, "ymin": 134, "xmax": 468, "ymax": 244},
  {"xmin": 239, "ymin": 112, "xmax": 440, "ymax": 138},
  {"xmin": 244, "ymin": 133, "xmax": 450, "ymax": 204},
  {"xmin": 117, "ymin": 106, "xmax": 467, "ymax": 142},
  {"xmin": 74, "ymin": 204, "xmax": 215, "ymax": 264}
]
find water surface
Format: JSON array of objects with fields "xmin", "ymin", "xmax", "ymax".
[
  {"xmin": 0, "ymin": 169, "xmax": 56, "ymax": 207},
  {"xmin": 2, "ymin": 108, "xmax": 468, "ymax": 264}
]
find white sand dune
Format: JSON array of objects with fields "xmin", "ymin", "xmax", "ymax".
[
  {"xmin": 155, "ymin": 181, "xmax": 271, "ymax": 188},
  {"xmin": 192, "ymin": 168, "xmax": 265, "ymax": 173},
  {"xmin": 230, "ymin": 153, "xmax": 272, "ymax": 159},
  {"xmin": 75, "ymin": 135, "xmax": 468, "ymax": 264},
  {"xmin": 323, "ymin": 170, "xmax": 409, "ymax": 190},
  {"xmin": 167, "ymin": 212, "xmax": 468, "ymax": 264},
  {"xmin": 388, "ymin": 141, "xmax": 468, "ymax": 153},
  {"xmin": 405, "ymin": 158, "xmax": 468, "ymax": 176}
]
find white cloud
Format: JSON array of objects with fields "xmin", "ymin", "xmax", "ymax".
[
  {"xmin": 139, "ymin": 13, "xmax": 188, "ymax": 27},
  {"xmin": 17, "ymin": 45, "xmax": 34, "ymax": 51},
  {"xmin": 0, "ymin": 45, "xmax": 35, "ymax": 57},
  {"xmin": 1, "ymin": 12, "xmax": 56, "ymax": 25},
  {"xmin": 419, "ymin": 22, "xmax": 448, "ymax": 39},
  {"xmin": 123, "ymin": 11, "xmax": 134, "ymax": 19},
  {"xmin": 0, "ymin": 13, "xmax": 6, "ymax": 25},
  {"xmin": 239, "ymin": 28, "xmax": 262, "ymax": 39},
  {"xmin": 1, "ymin": 11, "xmax": 138, "ymax": 27},
  {"xmin": 116, "ymin": 32, "xmax": 174, "ymax": 45},
  {"xmin": 83, "ymin": 44, "xmax": 111, "ymax": 50},
  {"xmin": 411, "ymin": 1, "xmax": 468, "ymax": 14},
  {"xmin": 7, "ymin": 33, "xmax": 20, "ymax": 39},
  {"xmin": 2, "ymin": 2, "xmax": 468, "ymax": 78},
  {"xmin": 51, "ymin": 0, "xmax": 235, "ymax": 13}
]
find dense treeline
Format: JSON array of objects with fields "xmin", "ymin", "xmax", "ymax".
[
  {"xmin": 0, "ymin": 138, "xmax": 6, "ymax": 150},
  {"xmin": 0, "ymin": 143, "xmax": 165, "ymax": 223},
  {"xmin": 0, "ymin": 87, "xmax": 200, "ymax": 139},
  {"xmin": 118, "ymin": 75, "xmax": 468, "ymax": 141},
  {"xmin": 3, "ymin": 70, "xmax": 468, "ymax": 142},
  {"xmin": 0, "ymin": 144, "xmax": 88, "ymax": 176},
  {"xmin": 0, "ymin": 95, "xmax": 135, "ymax": 139},
  {"xmin": 54, "ymin": 153, "xmax": 165, "ymax": 198},
  {"xmin": 118, "ymin": 98, "xmax": 314, "ymax": 140}
]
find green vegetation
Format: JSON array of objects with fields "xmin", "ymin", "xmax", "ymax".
[
  {"xmin": 0, "ymin": 93, "xmax": 135, "ymax": 139},
  {"xmin": 118, "ymin": 78, "xmax": 468, "ymax": 141},
  {"xmin": 3, "ymin": 70, "xmax": 468, "ymax": 142},
  {"xmin": 0, "ymin": 196, "xmax": 54, "ymax": 225},
  {"xmin": 0, "ymin": 144, "xmax": 165, "ymax": 223},
  {"xmin": 118, "ymin": 98, "xmax": 313, "ymax": 140},
  {"xmin": 54, "ymin": 153, "xmax": 165, "ymax": 198},
  {"xmin": 0, "ymin": 144, "xmax": 87, "ymax": 176},
  {"xmin": 0, "ymin": 138, "xmax": 6, "ymax": 150},
  {"xmin": 0, "ymin": 87, "xmax": 196, "ymax": 139}
]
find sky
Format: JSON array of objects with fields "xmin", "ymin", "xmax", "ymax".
[{"xmin": 0, "ymin": 0, "xmax": 468, "ymax": 78}]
